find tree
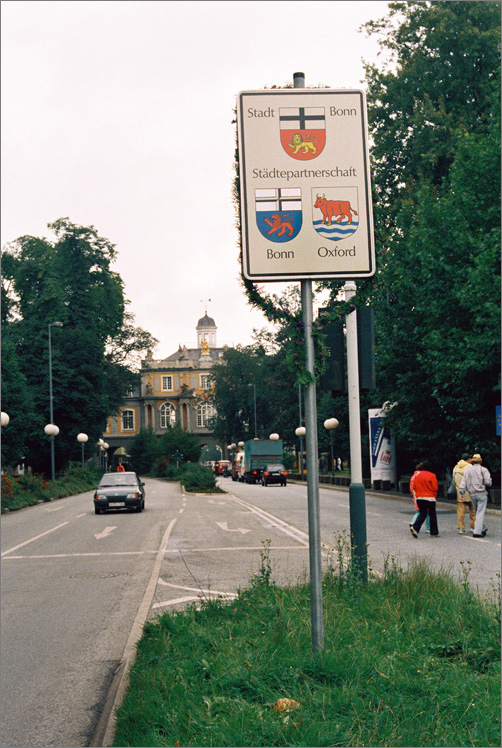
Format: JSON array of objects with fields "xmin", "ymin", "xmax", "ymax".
[
  {"xmin": 129, "ymin": 429, "xmax": 162, "ymax": 474},
  {"xmin": 1, "ymin": 218, "xmax": 158, "ymax": 473},
  {"xmin": 0, "ymin": 336, "xmax": 37, "ymax": 468},
  {"xmin": 360, "ymin": 1, "xmax": 501, "ymax": 472},
  {"xmin": 160, "ymin": 424, "xmax": 201, "ymax": 464}
]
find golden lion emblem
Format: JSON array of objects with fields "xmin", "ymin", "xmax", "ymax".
[{"xmin": 288, "ymin": 132, "xmax": 317, "ymax": 155}]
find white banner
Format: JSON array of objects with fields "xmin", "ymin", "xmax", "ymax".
[{"xmin": 368, "ymin": 409, "xmax": 397, "ymax": 485}]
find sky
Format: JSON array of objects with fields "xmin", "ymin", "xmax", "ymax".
[{"xmin": 1, "ymin": 0, "xmax": 391, "ymax": 360}]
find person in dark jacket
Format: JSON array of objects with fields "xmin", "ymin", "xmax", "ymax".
[{"xmin": 409, "ymin": 461, "xmax": 439, "ymax": 538}]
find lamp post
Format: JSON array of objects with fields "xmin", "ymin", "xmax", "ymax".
[
  {"xmin": 44, "ymin": 424, "xmax": 60, "ymax": 481},
  {"xmin": 48, "ymin": 321, "xmax": 63, "ymax": 481},
  {"xmin": 295, "ymin": 426, "xmax": 306, "ymax": 478},
  {"xmin": 77, "ymin": 433, "xmax": 88, "ymax": 470},
  {"xmin": 324, "ymin": 418, "xmax": 339, "ymax": 477},
  {"xmin": 247, "ymin": 384, "xmax": 257, "ymax": 438}
]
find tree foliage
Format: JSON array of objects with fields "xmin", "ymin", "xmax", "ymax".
[
  {"xmin": 229, "ymin": 2, "xmax": 500, "ymax": 476},
  {"xmin": 1, "ymin": 218, "xmax": 158, "ymax": 472},
  {"xmin": 360, "ymin": 1, "xmax": 501, "ymax": 471}
]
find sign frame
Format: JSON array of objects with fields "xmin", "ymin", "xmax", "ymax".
[{"xmin": 237, "ymin": 88, "xmax": 375, "ymax": 282}]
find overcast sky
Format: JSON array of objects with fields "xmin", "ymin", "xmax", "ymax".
[{"xmin": 2, "ymin": 0, "xmax": 390, "ymax": 358}]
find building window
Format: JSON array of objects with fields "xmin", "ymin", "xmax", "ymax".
[
  {"xmin": 121, "ymin": 410, "xmax": 135, "ymax": 431},
  {"xmin": 160, "ymin": 403, "xmax": 176, "ymax": 428},
  {"xmin": 161, "ymin": 375, "xmax": 173, "ymax": 391},
  {"xmin": 197, "ymin": 403, "xmax": 216, "ymax": 428},
  {"xmin": 200, "ymin": 374, "xmax": 211, "ymax": 390}
]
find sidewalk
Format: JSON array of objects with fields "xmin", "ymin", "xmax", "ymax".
[{"xmin": 289, "ymin": 477, "xmax": 501, "ymax": 515}]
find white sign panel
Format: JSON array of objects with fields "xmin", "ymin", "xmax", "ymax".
[{"xmin": 237, "ymin": 89, "xmax": 375, "ymax": 281}]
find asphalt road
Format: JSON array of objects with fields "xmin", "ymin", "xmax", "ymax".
[
  {"xmin": 1, "ymin": 478, "xmax": 177, "ymax": 748},
  {"xmin": 2, "ymin": 476, "xmax": 499, "ymax": 747}
]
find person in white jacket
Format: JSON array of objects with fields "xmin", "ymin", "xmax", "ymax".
[{"xmin": 458, "ymin": 453, "xmax": 492, "ymax": 538}]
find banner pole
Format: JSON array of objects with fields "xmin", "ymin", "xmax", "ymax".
[{"xmin": 344, "ymin": 281, "xmax": 368, "ymax": 582}]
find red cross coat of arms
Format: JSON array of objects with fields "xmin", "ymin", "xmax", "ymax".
[{"xmin": 279, "ymin": 107, "xmax": 326, "ymax": 161}]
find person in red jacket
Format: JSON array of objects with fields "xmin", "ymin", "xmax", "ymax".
[{"xmin": 409, "ymin": 461, "xmax": 439, "ymax": 538}]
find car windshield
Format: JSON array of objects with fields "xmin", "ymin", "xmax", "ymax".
[
  {"xmin": 99, "ymin": 473, "xmax": 138, "ymax": 487},
  {"xmin": 266, "ymin": 465, "xmax": 285, "ymax": 471}
]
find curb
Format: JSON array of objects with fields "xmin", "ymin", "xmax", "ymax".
[
  {"xmin": 288, "ymin": 480, "xmax": 501, "ymax": 516},
  {"xmin": 90, "ymin": 516, "xmax": 178, "ymax": 747}
]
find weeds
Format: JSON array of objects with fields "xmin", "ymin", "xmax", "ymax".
[{"xmin": 114, "ymin": 551, "xmax": 501, "ymax": 747}]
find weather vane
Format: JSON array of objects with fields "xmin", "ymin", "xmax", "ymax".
[{"xmin": 200, "ymin": 298, "xmax": 212, "ymax": 315}]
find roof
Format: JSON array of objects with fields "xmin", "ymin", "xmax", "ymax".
[{"xmin": 197, "ymin": 314, "xmax": 216, "ymax": 328}]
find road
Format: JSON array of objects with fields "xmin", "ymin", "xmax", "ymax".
[
  {"xmin": 1, "ymin": 476, "xmax": 499, "ymax": 747},
  {"xmin": 1, "ymin": 478, "xmax": 176, "ymax": 748}
]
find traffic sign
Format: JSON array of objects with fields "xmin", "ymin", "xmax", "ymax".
[{"xmin": 237, "ymin": 89, "xmax": 375, "ymax": 281}]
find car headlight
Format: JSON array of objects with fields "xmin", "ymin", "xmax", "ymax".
[{"xmin": 126, "ymin": 492, "xmax": 139, "ymax": 499}]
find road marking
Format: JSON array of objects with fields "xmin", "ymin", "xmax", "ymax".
[
  {"xmin": 158, "ymin": 580, "xmax": 237, "ymax": 597},
  {"xmin": 216, "ymin": 521, "xmax": 252, "ymax": 535},
  {"xmin": 44, "ymin": 506, "xmax": 64, "ymax": 512},
  {"xmin": 94, "ymin": 526, "xmax": 117, "ymax": 540},
  {"xmin": 2, "ymin": 551, "xmax": 157, "ymax": 560},
  {"xmin": 226, "ymin": 495, "xmax": 309, "ymax": 546},
  {"xmin": 1, "ymin": 522, "xmax": 69, "ymax": 557},
  {"xmin": 163, "ymin": 545, "xmax": 307, "ymax": 554}
]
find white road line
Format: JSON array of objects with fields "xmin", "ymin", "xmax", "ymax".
[
  {"xmin": 158, "ymin": 580, "xmax": 237, "ymax": 597},
  {"xmin": 226, "ymin": 495, "xmax": 309, "ymax": 546},
  {"xmin": 163, "ymin": 545, "xmax": 307, "ymax": 554},
  {"xmin": 2, "ymin": 551, "xmax": 157, "ymax": 560},
  {"xmin": 1, "ymin": 522, "xmax": 69, "ymax": 557}
]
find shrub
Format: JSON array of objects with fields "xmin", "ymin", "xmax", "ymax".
[{"xmin": 181, "ymin": 463, "xmax": 217, "ymax": 492}]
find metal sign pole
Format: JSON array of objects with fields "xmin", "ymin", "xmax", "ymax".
[
  {"xmin": 295, "ymin": 71, "xmax": 324, "ymax": 654},
  {"xmin": 344, "ymin": 281, "xmax": 368, "ymax": 581}
]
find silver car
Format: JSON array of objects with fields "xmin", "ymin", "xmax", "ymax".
[{"xmin": 93, "ymin": 472, "xmax": 145, "ymax": 514}]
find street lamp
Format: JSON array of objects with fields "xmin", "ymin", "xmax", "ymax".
[
  {"xmin": 44, "ymin": 424, "xmax": 60, "ymax": 481},
  {"xmin": 48, "ymin": 321, "xmax": 63, "ymax": 481},
  {"xmin": 77, "ymin": 433, "xmax": 88, "ymax": 470},
  {"xmin": 295, "ymin": 426, "xmax": 306, "ymax": 478},
  {"xmin": 1, "ymin": 412, "xmax": 10, "ymax": 427},
  {"xmin": 269, "ymin": 433, "xmax": 280, "ymax": 440},
  {"xmin": 247, "ymin": 383, "xmax": 258, "ymax": 438},
  {"xmin": 324, "ymin": 418, "xmax": 339, "ymax": 476}
]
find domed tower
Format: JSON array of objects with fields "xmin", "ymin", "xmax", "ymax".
[{"xmin": 196, "ymin": 313, "xmax": 217, "ymax": 349}]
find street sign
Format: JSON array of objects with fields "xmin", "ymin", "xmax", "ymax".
[{"xmin": 237, "ymin": 89, "xmax": 375, "ymax": 281}]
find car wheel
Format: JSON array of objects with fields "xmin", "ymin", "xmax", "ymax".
[{"xmin": 95, "ymin": 506, "xmax": 101, "ymax": 515}]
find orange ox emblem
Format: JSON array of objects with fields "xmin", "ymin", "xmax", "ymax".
[{"xmin": 314, "ymin": 194, "xmax": 358, "ymax": 226}]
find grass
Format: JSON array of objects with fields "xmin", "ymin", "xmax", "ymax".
[{"xmin": 113, "ymin": 539, "xmax": 501, "ymax": 747}]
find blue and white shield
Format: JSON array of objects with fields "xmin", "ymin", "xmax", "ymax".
[{"xmin": 255, "ymin": 188, "xmax": 302, "ymax": 242}]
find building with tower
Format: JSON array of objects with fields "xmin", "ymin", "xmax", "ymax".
[{"xmin": 102, "ymin": 313, "xmax": 226, "ymax": 466}]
